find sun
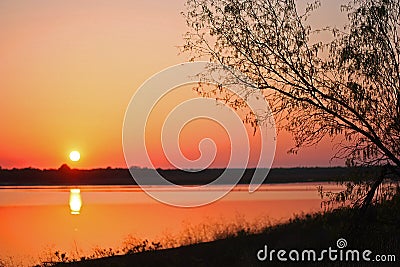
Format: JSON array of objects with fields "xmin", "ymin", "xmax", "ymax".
[{"xmin": 69, "ymin": 151, "xmax": 81, "ymax": 162}]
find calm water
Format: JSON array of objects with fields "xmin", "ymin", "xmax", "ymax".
[{"xmin": 0, "ymin": 183, "xmax": 342, "ymax": 265}]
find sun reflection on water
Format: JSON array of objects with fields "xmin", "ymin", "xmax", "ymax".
[{"xmin": 69, "ymin": 189, "xmax": 82, "ymax": 215}]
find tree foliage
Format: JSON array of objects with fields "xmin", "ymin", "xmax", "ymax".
[
  {"xmin": 183, "ymin": 0, "xmax": 400, "ymax": 205},
  {"xmin": 183, "ymin": 0, "xmax": 399, "ymax": 169}
]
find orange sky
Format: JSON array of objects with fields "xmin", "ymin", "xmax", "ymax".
[{"xmin": 0, "ymin": 0, "xmax": 347, "ymax": 169}]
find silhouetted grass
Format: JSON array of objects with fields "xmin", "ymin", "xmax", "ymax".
[{"xmin": 25, "ymin": 215, "xmax": 272, "ymax": 267}]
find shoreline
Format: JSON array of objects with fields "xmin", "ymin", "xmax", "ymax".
[{"xmin": 0, "ymin": 166, "xmax": 388, "ymax": 187}]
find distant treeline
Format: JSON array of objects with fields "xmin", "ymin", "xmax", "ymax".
[{"xmin": 0, "ymin": 164, "xmax": 392, "ymax": 186}]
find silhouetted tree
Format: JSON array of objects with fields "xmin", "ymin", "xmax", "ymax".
[
  {"xmin": 183, "ymin": 0, "xmax": 400, "ymax": 206},
  {"xmin": 58, "ymin": 164, "xmax": 71, "ymax": 172}
]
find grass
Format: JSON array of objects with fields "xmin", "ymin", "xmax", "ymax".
[{"xmin": 24, "ymin": 215, "xmax": 272, "ymax": 267}]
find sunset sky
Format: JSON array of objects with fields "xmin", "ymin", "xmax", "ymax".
[{"xmin": 0, "ymin": 0, "xmax": 347, "ymax": 169}]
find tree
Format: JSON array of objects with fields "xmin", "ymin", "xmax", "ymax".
[{"xmin": 182, "ymin": 0, "xmax": 400, "ymax": 206}]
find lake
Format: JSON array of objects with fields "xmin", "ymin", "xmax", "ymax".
[{"xmin": 0, "ymin": 183, "xmax": 342, "ymax": 266}]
